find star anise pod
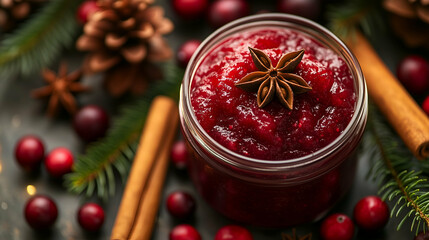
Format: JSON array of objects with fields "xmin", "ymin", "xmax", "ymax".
[
  {"xmin": 281, "ymin": 228, "xmax": 312, "ymax": 240},
  {"xmin": 32, "ymin": 63, "xmax": 89, "ymax": 117},
  {"xmin": 235, "ymin": 47, "xmax": 311, "ymax": 109}
]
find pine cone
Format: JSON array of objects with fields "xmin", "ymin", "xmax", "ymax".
[
  {"xmin": 383, "ymin": 0, "xmax": 429, "ymax": 48},
  {"xmin": 0, "ymin": 0, "xmax": 45, "ymax": 31},
  {"xmin": 103, "ymin": 61, "xmax": 163, "ymax": 97},
  {"xmin": 76, "ymin": 0, "xmax": 174, "ymax": 73}
]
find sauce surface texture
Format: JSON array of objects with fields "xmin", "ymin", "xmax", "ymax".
[{"xmin": 190, "ymin": 28, "xmax": 356, "ymax": 160}]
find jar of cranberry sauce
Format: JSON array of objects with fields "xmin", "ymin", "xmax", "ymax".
[{"xmin": 179, "ymin": 14, "xmax": 367, "ymax": 227}]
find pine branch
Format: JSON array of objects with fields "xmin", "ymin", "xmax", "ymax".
[
  {"xmin": 0, "ymin": 0, "xmax": 83, "ymax": 77},
  {"xmin": 326, "ymin": 0, "xmax": 384, "ymax": 38},
  {"xmin": 366, "ymin": 105, "xmax": 429, "ymax": 234},
  {"xmin": 65, "ymin": 63, "xmax": 183, "ymax": 200}
]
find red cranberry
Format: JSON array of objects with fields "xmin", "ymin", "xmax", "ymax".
[
  {"xmin": 422, "ymin": 95, "xmax": 429, "ymax": 116},
  {"xmin": 77, "ymin": 0, "xmax": 99, "ymax": 24},
  {"xmin": 169, "ymin": 224, "xmax": 201, "ymax": 240},
  {"xmin": 166, "ymin": 191, "xmax": 196, "ymax": 219},
  {"xmin": 276, "ymin": 0, "xmax": 322, "ymax": 20},
  {"xmin": 44, "ymin": 147, "xmax": 74, "ymax": 178},
  {"xmin": 396, "ymin": 55, "xmax": 429, "ymax": 95},
  {"xmin": 215, "ymin": 225, "xmax": 253, "ymax": 240},
  {"xmin": 172, "ymin": 0, "xmax": 209, "ymax": 20},
  {"xmin": 353, "ymin": 196, "xmax": 389, "ymax": 231},
  {"xmin": 207, "ymin": 0, "xmax": 249, "ymax": 28},
  {"xmin": 323, "ymin": 0, "xmax": 346, "ymax": 2},
  {"xmin": 415, "ymin": 231, "xmax": 429, "ymax": 240},
  {"xmin": 24, "ymin": 195, "xmax": 58, "ymax": 230},
  {"xmin": 177, "ymin": 40, "xmax": 201, "ymax": 68},
  {"xmin": 77, "ymin": 203, "xmax": 105, "ymax": 232},
  {"xmin": 73, "ymin": 105, "xmax": 110, "ymax": 142},
  {"xmin": 15, "ymin": 135, "xmax": 45, "ymax": 171},
  {"xmin": 170, "ymin": 140, "xmax": 190, "ymax": 170},
  {"xmin": 320, "ymin": 213, "xmax": 354, "ymax": 240}
]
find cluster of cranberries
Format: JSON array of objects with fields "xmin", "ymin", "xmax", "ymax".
[
  {"xmin": 15, "ymin": 135, "xmax": 74, "ymax": 177},
  {"xmin": 15, "ymin": 105, "xmax": 109, "ymax": 231},
  {"xmin": 169, "ymin": 140, "xmax": 199, "ymax": 240},
  {"xmin": 24, "ymin": 195, "xmax": 105, "ymax": 232},
  {"xmin": 172, "ymin": 0, "xmax": 248, "ymax": 28},
  {"xmin": 168, "ymin": 140, "xmax": 254, "ymax": 240},
  {"xmin": 79, "ymin": 0, "xmax": 325, "ymax": 29},
  {"xmin": 169, "ymin": 224, "xmax": 254, "ymax": 240},
  {"xmin": 172, "ymin": 0, "xmax": 322, "ymax": 28},
  {"xmin": 15, "ymin": 105, "xmax": 109, "ymax": 175},
  {"xmin": 320, "ymin": 196, "xmax": 390, "ymax": 240},
  {"xmin": 173, "ymin": 0, "xmax": 324, "ymax": 69}
]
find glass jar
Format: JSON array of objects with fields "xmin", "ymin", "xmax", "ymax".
[{"xmin": 179, "ymin": 13, "xmax": 367, "ymax": 227}]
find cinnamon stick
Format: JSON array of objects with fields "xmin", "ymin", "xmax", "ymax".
[
  {"xmin": 110, "ymin": 96, "xmax": 179, "ymax": 240},
  {"xmin": 345, "ymin": 31, "xmax": 429, "ymax": 159},
  {"xmin": 129, "ymin": 127, "xmax": 175, "ymax": 239}
]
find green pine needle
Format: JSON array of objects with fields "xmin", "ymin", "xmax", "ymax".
[
  {"xmin": 326, "ymin": 0, "xmax": 385, "ymax": 38},
  {"xmin": 366, "ymin": 105, "xmax": 429, "ymax": 234},
  {"xmin": 0, "ymin": 0, "xmax": 83, "ymax": 77},
  {"xmin": 65, "ymin": 63, "xmax": 183, "ymax": 200}
]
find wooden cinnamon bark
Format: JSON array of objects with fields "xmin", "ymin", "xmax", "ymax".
[
  {"xmin": 110, "ymin": 96, "xmax": 179, "ymax": 240},
  {"xmin": 345, "ymin": 31, "xmax": 429, "ymax": 159}
]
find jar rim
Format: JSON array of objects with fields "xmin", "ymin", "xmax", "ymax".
[{"xmin": 180, "ymin": 13, "xmax": 367, "ymax": 172}]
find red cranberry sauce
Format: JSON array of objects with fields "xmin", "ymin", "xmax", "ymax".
[{"xmin": 190, "ymin": 28, "xmax": 356, "ymax": 160}]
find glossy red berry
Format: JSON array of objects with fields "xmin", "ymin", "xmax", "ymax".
[
  {"xmin": 415, "ymin": 231, "xmax": 429, "ymax": 240},
  {"xmin": 320, "ymin": 213, "xmax": 354, "ymax": 240},
  {"xmin": 353, "ymin": 196, "xmax": 389, "ymax": 231},
  {"xmin": 172, "ymin": 0, "xmax": 209, "ymax": 20},
  {"xmin": 73, "ymin": 105, "xmax": 110, "ymax": 142},
  {"xmin": 215, "ymin": 225, "xmax": 253, "ymax": 240},
  {"xmin": 169, "ymin": 224, "xmax": 202, "ymax": 240},
  {"xmin": 44, "ymin": 147, "xmax": 74, "ymax": 178},
  {"xmin": 24, "ymin": 195, "xmax": 58, "ymax": 230},
  {"xmin": 166, "ymin": 191, "xmax": 196, "ymax": 219},
  {"xmin": 422, "ymin": 96, "xmax": 429, "ymax": 116},
  {"xmin": 396, "ymin": 55, "xmax": 429, "ymax": 95},
  {"xmin": 15, "ymin": 135, "xmax": 45, "ymax": 171},
  {"xmin": 177, "ymin": 40, "xmax": 201, "ymax": 68},
  {"xmin": 77, "ymin": 203, "xmax": 105, "ymax": 232},
  {"xmin": 276, "ymin": 0, "xmax": 321, "ymax": 20},
  {"xmin": 77, "ymin": 0, "xmax": 99, "ymax": 24},
  {"xmin": 170, "ymin": 140, "xmax": 190, "ymax": 170},
  {"xmin": 207, "ymin": 0, "xmax": 249, "ymax": 29}
]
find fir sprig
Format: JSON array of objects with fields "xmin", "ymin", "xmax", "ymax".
[
  {"xmin": 326, "ymin": 0, "xmax": 384, "ymax": 38},
  {"xmin": 366, "ymin": 106, "xmax": 429, "ymax": 234},
  {"xmin": 0, "ymin": 0, "xmax": 83, "ymax": 77},
  {"xmin": 65, "ymin": 64, "xmax": 183, "ymax": 200}
]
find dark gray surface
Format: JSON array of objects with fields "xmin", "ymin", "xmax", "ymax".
[{"xmin": 0, "ymin": 1, "xmax": 422, "ymax": 239}]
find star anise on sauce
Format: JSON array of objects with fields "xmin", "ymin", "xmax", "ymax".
[
  {"xmin": 235, "ymin": 47, "xmax": 312, "ymax": 109},
  {"xmin": 281, "ymin": 228, "xmax": 312, "ymax": 240},
  {"xmin": 32, "ymin": 63, "xmax": 89, "ymax": 117}
]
